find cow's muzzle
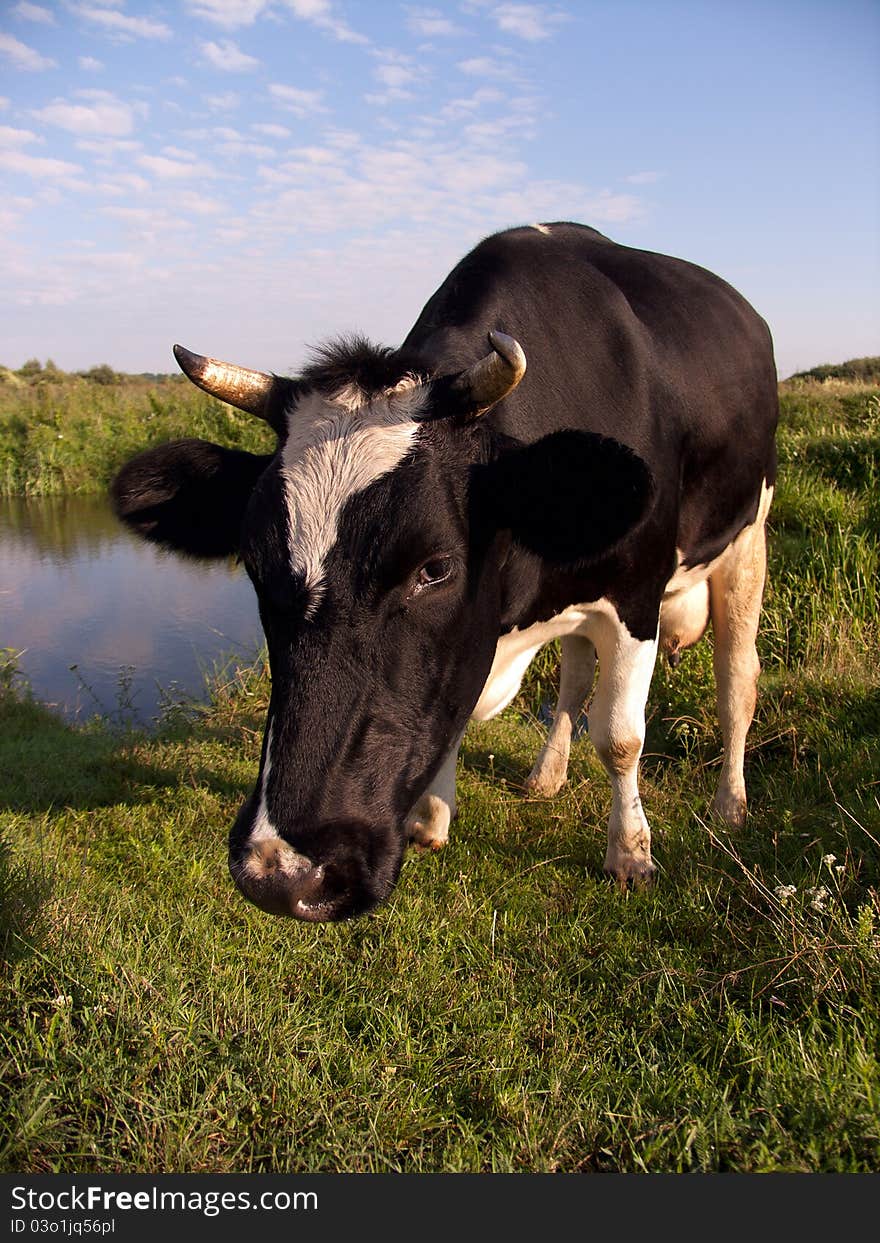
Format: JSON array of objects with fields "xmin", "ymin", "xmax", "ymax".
[
  {"xmin": 228, "ymin": 807, "xmax": 404, "ymax": 923},
  {"xmin": 229, "ymin": 837, "xmax": 338, "ymax": 921}
]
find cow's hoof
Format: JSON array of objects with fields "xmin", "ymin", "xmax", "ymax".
[
  {"xmin": 602, "ymin": 854, "xmax": 656, "ymax": 891},
  {"xmin": 524, "ymin": 758, "xmax": 568, "ymax": 798},
  {"xmin": 712, "ymin": 787, "xmax": 747, "ymax": 829},
  {"xmin": 405, "ymin": 794, "xmax": 451, "ymax": 853}
]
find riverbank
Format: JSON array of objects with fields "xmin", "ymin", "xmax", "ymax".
[{"xmin": 1, "ymin": 373, "xmax": 878, "ymax": 1171}]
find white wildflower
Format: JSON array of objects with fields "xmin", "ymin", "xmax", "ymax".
[
  {"xmin": 807, "ymin": 885, "xmax": 830, "ymax": 913},
  {"xmin": 822, "ymin": 853, "xmax": 837, "ymax": 868},
  {"xmin": 774, "ymin": 884, "xmax": 797, "ymax": 902}
]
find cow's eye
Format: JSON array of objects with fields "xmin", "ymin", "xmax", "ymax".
[{"xmin": 413, "ymin": 556, "xmax": 454, "ymax": 593}]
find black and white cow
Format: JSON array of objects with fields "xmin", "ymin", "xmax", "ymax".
[{"xmin": 112, "ymin": 222, "xmax": 778, "ymax": 922}]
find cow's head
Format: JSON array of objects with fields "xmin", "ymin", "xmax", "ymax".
[{"xmin": 112, "ymin": 333, "xmax": 651, "ymax": 921}]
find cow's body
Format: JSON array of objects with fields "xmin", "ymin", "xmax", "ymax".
[{"xmin": 112, "ymin": 222, "xmax": 778, "ymax": 920}]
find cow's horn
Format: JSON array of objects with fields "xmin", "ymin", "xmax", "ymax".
[
  {"xmin": 452, "ymin": 330, "xmax": 526, "ymax": 415},
  {"xmin": 173, "ymin": 344, "xmax": 275, "ymax": 419}
]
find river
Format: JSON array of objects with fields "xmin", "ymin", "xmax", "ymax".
[{"xmin": 0, "ymin": 495, "xmax": 263, "ymax": 726}]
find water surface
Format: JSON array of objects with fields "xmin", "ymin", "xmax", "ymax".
[{"xmin": 0, "ymin": 495, "xmax": 263, "ymax": 725}]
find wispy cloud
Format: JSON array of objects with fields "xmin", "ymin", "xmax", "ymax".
[
  {"xmin": 457, "ymin": 55, "xmax": 520, "ymax": 80},
  {"xmin": 0, "ymin": 30, "xmax": 56, "ymax": 70},
  {"xmin": 252, "ymin": 121, "xmax": 291, "ymax": 138},
  {"xmin": 13, "ymin": 2, "xmax": 56, "ymax": 24},
  {"xmin": 491, "ymin": 3, "xmax": 569, "ymax": 42},
  {"xmin": 285, "ymin": 0, "xmax": 369, "ymax": 45},
  {"xmin": 0, "ymin": 149, "xmax": 82, "ymax": 181},
  {"xmin": 137, "ymin": 153, "xmax": 216, "ymax": 179},
  {"xmin": 268, "ymin": 82, "xmax": 327, "ymax": 116},
  {"xmin": 0, "ymin": 124, "xmax": 42, "ymax": 147},
  {"xmin": 187, "ymin": 0, "xmax": 368, "ymax": 43},
  {"xmin": 73, "ymin": 5, "xmax": 172, "ymax": 41},
  {"xmin": 203, "ymin": 91, "xmax": 241, "ymax": 111},
  {"xmin": 78, "ymin": 55, "xmax": 104, "ymax": 71},
  {"xmin": 34, "ymin": 93, "xmax": 136, "ymax": 137},
  {"xmin": 625, "ymin": 170, "xmax": 663, "ymax": 184},
  {"xmin": 405, "ymin": 6, "xmax": 461, "ymax": 37},
  {"xmin": 201, "ymin": 38, "xmax": 261, "ymax": 71},
  {"xmin": 185, "ymin": 0, "xmax": 271, "ymax": 27}
]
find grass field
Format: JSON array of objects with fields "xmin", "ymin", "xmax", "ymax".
[{"xmin": 1, "ymin": 373, "xmax": 878, "ymax": 1172}]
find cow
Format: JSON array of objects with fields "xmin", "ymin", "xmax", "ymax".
[{"xmin": 111, "ymin": 222, "xmax": 778, "ymax": 922}]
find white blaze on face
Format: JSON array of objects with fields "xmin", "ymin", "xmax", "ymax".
[
  {"xmin": 248, "ymin": 720, "xmax": 279, "ymax": 843},
  {"xmin": 280, "ymin": 379, "xmax": 426, "ymax": 611}
]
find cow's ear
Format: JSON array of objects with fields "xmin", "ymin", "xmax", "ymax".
[
  {"xmin": 111, "ymin": 438, "xmax": 273, "ymax": 559},
  {"xmin": 483, "ymin": 429, "xmax": 654, "ymax": 565}
]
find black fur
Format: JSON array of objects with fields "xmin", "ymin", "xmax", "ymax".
[
  {"xmin": 110, "ymin": 439, "xmax": 272, "ymax": 559},
  {"xmin": 301, "ymin": 334, "xmax": 429, "ymax": 399}
]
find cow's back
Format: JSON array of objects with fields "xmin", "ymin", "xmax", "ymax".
[{"xmin": 402, "ymin": 222, "xmax": 778, "ymax": 569}]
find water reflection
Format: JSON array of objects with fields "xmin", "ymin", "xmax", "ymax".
[{"xmin": 0, "ymin": 495, "xmax": 263, "ymax": 725}]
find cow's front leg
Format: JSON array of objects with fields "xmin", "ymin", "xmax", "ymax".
[
  {"xmin": 526, "ymin": 634, "xmax": 596, "ymax": 796},
  {"xmin": 588, "ymin": 611, "xmax": 658, "ymax": 886},
  {"xmin": 405, "ymin": 732, "xmax": 463, "ymax": 851}
]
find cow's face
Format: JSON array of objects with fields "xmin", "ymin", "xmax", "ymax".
[{"xmin": 112, "ymin": 336, "xmax": 651, "ymax": 921}]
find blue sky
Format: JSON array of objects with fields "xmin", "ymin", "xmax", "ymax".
[{"xmin": 1, "ymin": 0, "xmax": 877, "ymax": 379}]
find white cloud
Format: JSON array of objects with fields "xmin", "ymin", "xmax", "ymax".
[
  {"xmin": 34, "ymin": 94, "xmax": 135, "ymax": 137},
  {"xmin": 13, "ymin": 2, "xmax": 56, "ymax": 24},
  {"xmin": 162, "ymin": 145, "xmax": 198, "ymax": 160},
  {"xmin": 186, "ymin": 0, "xmax": 368, "ymax": 42},
  {"xmin": 439, "ymin": 86, "xmax": 504, "ymax": 118},
  {"xmin": 252, "ymin": 122, "xmax": 290, "ymax": 138},
  {"xmin": 285, "ymin": 0, "xmax": 369, "ymax": 44},
  {"xmin": 75, "ymin": 137, "xmax": 142, "ymax": 156},
  {"xmin": 268, "ymin": 82, "xmax": 326, "ymax": 116},
  {"xmin": 406, "ymin": 7, "xmax": 461, "ymax": 37},
  {"xmin": 0, "ymin": 124, "xmax": 42, "ymax": 147},
  {"xmin": 96, "ymin": 171, "xmax": 150, "ymax": 194},
  {"xmin": 186, "ymin": 0, "xmax": 269, "ymax": 27},
  {"xmin": 137, "ymin": 153, "xmax": 214, "ymax": 179},
  {"xmin": 79, "ymin": 56, "xmax": 104, "ymax": 71},
  {"xmin": 625, "ymin": 170, "xmax": 663, "ymax": 184},
  {"xmin": 0, "ymin": 97, "xmax": 9, "ymax": 110},
  {"xmin": 457, "ymin": 56, "xmax": 519, "ymax": 80},
  {"xmin": 0, "ymin": 149, "xmax": 82, "ymax": 180},
  {"xmin": 491, "ymin": 3, "xmax": 568, "ymax": 41},
  {"xmin": 216, "ymin": 137, "xmax": 275, "ymax": 159},
  {"xmin": 73, "ymin": 5, "xmax": 172, "ymax": 40},
  {"xmin": 374, "ymin": 63, "xmax": 418, "ymax": 90},
  {"xmin": 201, "ymin": 38, "xmax": 260, "ymax": 71},
  {"xmin": 204, "ymin": 91, "xmax": 241, "ymax": 111},
  {"xmin": 0, "ymin": 31, "xmax": 56, "ymax": 70}
]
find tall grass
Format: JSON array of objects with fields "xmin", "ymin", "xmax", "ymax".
[
  {"xmin": 0, "ymin": 374, "xmax": 273, "ymax": 496},
  {"xmin": 0, "ymin": 379, "xmax": 878, "ymax": 1172}
]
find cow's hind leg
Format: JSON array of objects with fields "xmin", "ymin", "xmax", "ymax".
[
  {"xmin": 709, "ymin": 487, "xmax": 771, "ymax": 827},
  {"xmin": 588, "ymin": 612, "xmax": 659, "ymax": 886},
  {"xmin": 526, "ymin": 634, "xmax": 596, "ymax": 796}
]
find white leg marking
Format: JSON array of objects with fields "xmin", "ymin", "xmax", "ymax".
[
  {"xmin": 526, "ymin": 634, "xmax": 596, "ymax": 796},
  {"xmin": 709, "ymin": 482, "xmax": 773, "ymax": 827},
  {"xmin": 405, "ymin": 731, "xmax": 464, "ymax": 851},
  {"xmin": 588, "ymin": 610, "xmax": 658, "ymax": 884}
]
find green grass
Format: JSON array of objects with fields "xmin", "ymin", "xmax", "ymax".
[
  {"xmin": 1, "ymin": 380, "xmax": 878, "ymax": 1172},
  {"xmin": 0, "ymin": 372, "xmax": 273, "ymax": 496}
]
